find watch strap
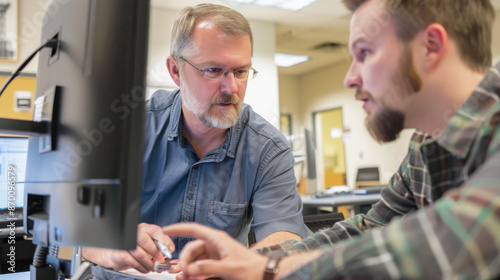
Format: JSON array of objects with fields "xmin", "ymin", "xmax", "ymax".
[{"xmin": 263, "ymin": 255, "xmax": 283, "ymax": 280}]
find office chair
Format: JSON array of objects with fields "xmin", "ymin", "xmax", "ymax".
[{"xmin": 355, "ymin": 166, "xmax": 380, "ymax": 182}]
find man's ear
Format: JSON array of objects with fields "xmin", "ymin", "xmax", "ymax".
[
  {"xmin": 420, "ymin": 23, "xmax": 448, "ymax": 70},
  {"xmin": 166, "ymin": 56, "xmax": 181, "ymax": 87}
]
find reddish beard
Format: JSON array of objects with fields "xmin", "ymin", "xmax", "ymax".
[{"xmin": 366, "ymin": 106, "xmax": 405, "ymax": 143}]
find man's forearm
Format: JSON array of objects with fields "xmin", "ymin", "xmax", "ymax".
[
  {"xmin": 251, "ymin": 231, "xmax": 302, "ymax": 249},
  {"xmin": 82, "ymin": 247, "xmax": 117, "ymax": 268},
  {"xmin": 275, "ymin": 250, "xmax": 322, "ymax": 279},
  {"xmin": 82, "ymin": 247, "xmax": 104, "ymax": 264}
]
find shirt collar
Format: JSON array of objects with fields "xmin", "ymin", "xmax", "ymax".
[
  {"xmin": 166, "ymin": 89, "xmax": 182, "ymax": 142},
  {"xmin": 435, "ymin": 62, "xmax": 500, "ymax": 157}
]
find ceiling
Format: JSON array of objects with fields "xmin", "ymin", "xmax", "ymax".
[{"xmin": 152, "ymin": 0, "xmax": 500, "ymax": 77}]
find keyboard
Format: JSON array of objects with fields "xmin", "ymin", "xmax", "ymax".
[
  {"xmin": 303, "ymin": 212, "xmax": 345, "ymax": 232},
  {"xmin": 0, "ymin": 211, "xmax": 23, "ymax": 229}
]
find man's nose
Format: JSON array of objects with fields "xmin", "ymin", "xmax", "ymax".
[
  {"xmin": 220, "ymin": 71, "xmax": 239, "ymax": 94},
  {"xmin": 344, "ymin": 62, "xmax": 361, "ymax": 90}
]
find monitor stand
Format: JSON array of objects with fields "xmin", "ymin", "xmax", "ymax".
[
  {"xmin": 28, "ymin": 218, "xmax": 93, "ymax": 280},
  {"xmin": 29, "ymin": 244, "xmax": 93, "ymax": 280},
  {"xmin": 70, "ymin": 261, "xmax": 93, "ymax": 280}
]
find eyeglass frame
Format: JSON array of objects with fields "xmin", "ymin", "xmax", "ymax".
[{"xmin": 179, "ymin": 57, "xmax": 258, "ymax": 81}]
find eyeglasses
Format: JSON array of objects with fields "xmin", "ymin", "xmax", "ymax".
[{"xmin": 180, "ymin": 57, "xmax": 258, "ymax": 81}]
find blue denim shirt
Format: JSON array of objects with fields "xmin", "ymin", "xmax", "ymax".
[
  {"xmin": 140, "ymin": 89, "xmax": 311, "ymax": 258},
  {"xmin": 91, "ymin": 89, "xmax": 311, "ymax": 279}
]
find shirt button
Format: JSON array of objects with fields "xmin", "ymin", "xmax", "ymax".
[
  {"xmin": 193, "ymin": 165, "xmax": 198, "ymax": 170},
  {"xmin": 187, "ymin": 193, "xmax": 193, "ymax": 200}
]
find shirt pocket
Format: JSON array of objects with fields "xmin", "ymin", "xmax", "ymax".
[{"xmin": 207, "ymin": 200, "xmax": 249, "ymax": 238}]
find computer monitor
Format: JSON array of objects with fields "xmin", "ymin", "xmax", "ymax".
[
  {"xmin": 22, "ymin": 0, "xmax": 150, "ymax": 251},
  {"xmin": 0, "ymin": 136, "xmax": 28, "ymax": 225},
  {"xmin": 304, "ymin": 128, "xmax": 316, "ymax": 179}
]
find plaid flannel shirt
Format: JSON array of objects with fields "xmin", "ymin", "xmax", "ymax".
[{"xmin": 260, "ymin": 62, "xmax": 500, "ymax": 279}]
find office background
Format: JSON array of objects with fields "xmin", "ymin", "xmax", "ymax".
[{"xmin": 3, "ymin": 0, "xmax": 500, "ymax": 192}]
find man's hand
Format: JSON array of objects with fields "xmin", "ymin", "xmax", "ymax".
[
  {"xmin": 82, "ymin": 223, "xmax": 175, "ymax": 273},
  {"xmin": 163, "ymin": 223, "xmax": 268, "ymax": 280}
]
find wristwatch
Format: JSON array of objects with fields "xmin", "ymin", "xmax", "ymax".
[{"xmin": 263, "ymin": 252, "xmax": 287, "ymax": 280}]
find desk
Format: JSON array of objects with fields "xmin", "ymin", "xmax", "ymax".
[
  {"xmin": 3, "ymin": 272, "xmax": 29, "ymax": 279},
  {"xmin": 3, "ymin": 270, "xmax": 180, "ymax": 280},
  {"xmin": 301, "ymin": 193, "xmax": 381, "ymax": 216}
]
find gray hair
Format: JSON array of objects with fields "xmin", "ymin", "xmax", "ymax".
[{"xmin": 170, "ymin": 3, "xmax": 254, "ymax": 61}]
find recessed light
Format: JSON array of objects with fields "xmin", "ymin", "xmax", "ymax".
[
  {"xmin": 274, "ymin": 53, "xmax": 309, "ymax": 67},
  {"xmin": 226, "ymin": 0, "xmax": 319, "ymax": 11}
]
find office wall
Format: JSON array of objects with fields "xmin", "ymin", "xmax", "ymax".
[
  {"xmin": 0, "ymin": 1, "xmax": 49, "ymax": 124},
  {"xmin": 0, "ymin": 0, "xmax": 46, "ymax": 73},
  {"xmin": 280, "ymin": 61, "xmax": 413, "ymax": 189},
  {"xmin": 148, "ymin": 7, "xmax": 280, "ymax": 127},
  {"xmin": 279, "ymin": 75, "xmax": 302, "ymax": 136},
  {"xmin": 493, "ymin": 15, "xmax": 500, "ymax": 63}
]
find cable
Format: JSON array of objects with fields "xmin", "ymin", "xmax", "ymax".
[
  {"xmin": 32, "ymin": 244, "xmax": 49, "ymax": 267},
  {"xmin": 49, "ymin": 244, "xmax": 59, "ymax": 258},
  {"xmin": 0, "ymin": 38, "xmax": 58, "ymax": 98}
]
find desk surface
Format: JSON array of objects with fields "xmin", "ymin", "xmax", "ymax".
[
  {"xmin": 301, "ymin": 193, "xmax": 381, "ymax": 207},
  {"xmin": 3, "ymin": 272, "xmax": 29, "ymax": 280},
  {"xmin": 3, "ymin": 270, "xmax": 178, "ymax": 280}
]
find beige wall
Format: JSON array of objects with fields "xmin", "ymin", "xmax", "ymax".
[
  {"xmin": 278, "ymin": 75, "xmax": 301, "ymax": 136},
  {"xmin": 493, "ymin": 11, "xmax": 500, "ymax": 62},
  {"xmin": 280, "ymin": 60, "xmax": 413, "ymax": 189},
  {"xmin": 0, "ymin": 0, "xmax": 49, "ymax": 73}
]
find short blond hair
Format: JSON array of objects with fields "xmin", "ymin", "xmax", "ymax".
[{"xmin": 170, "ymin": 3, "xmax": 253, "ymax": 60}]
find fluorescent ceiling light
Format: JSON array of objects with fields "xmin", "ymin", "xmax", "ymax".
[
  {"xmin": 226, "ymin": 0, "xmax": 318, "ymax": 11},
  {"xmin": 274, "ymin": 53, "xmax": 309, "ymax": 67}
]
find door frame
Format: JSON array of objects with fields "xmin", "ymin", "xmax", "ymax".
[{"xmin": 311, "ymin": 106, "xmax": 348, "ymax": 190}]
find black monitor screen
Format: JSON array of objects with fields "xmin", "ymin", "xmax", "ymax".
[{"xmin": 23, "ymin": 0, "xmax": 150, "ymax": 250}]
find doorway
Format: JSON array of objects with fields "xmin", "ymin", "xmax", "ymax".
[{"xmin": 313, "ymin": 108, "xmax": 347, "ymax": 190}]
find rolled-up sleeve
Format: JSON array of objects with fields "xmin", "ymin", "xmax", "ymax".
[{"xmin": 251, "ymin": 144, "xmax": 312, "ymax": 240}]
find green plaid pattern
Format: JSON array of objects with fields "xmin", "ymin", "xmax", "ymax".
[{"xmin": 260, "ymin": 63, "xmax": 500, "ymax": 279}]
